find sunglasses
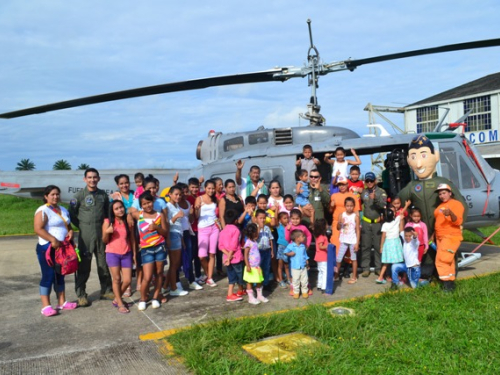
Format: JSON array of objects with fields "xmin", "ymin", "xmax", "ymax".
[
  {"xmin": 310, "ymin": 175, "xmax": 320, "ymax": 179},
  {"xmin": 365, "ymin": 179, "xmax": 375, "ymax": 183}
]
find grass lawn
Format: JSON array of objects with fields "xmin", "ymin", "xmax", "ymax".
[
  {"xmin": 0, "ymin": 195, "xmax": 74, "ymax": 236},
  {"xmin": 0, "ymin": 195, "xmax": 43, "ymax": 235},
  {"xmin": 167, "ymin": 273, "xmax": 500, "ymax": 374}
]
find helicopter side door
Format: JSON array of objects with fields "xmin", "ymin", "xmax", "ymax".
[{"xmin": 436, "ymin": 141, "xmax": 491, "ymax": 226}]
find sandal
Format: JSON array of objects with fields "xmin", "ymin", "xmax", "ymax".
[
  {"xmin": 41, "ymin": 306, "xmax": 58, "ymax": 317},
  {"xmin": 56, "ymin": 301, "xmax": 77, "ymax": 310},
  {"xmin": 112, "ymin": 300, "xmax": 129, "ymax": 308},
  {"xmin": 123, "ymin": 287, "xmax": 132, "ymax": 298},
  {"xmin": 347, "ymin": 278, "xmax": 358, "ymax": 284},
  {"xmin": 117, "ymin": 305, "xmax": 130, "ymax": 314}
]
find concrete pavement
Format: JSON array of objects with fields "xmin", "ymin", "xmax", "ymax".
[{"xmin": 0, "ymin": 235, "xmax": 499, "ymax": 374}]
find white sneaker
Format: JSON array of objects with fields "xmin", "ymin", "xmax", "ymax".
[
  {"xmin": 249, "ymin": 299, "xmax": 261, "ymax": 305},
  {"xmin": 170, "ymin": 288, "xmax": 189, "ymax": 296},
  {"xmin": 189, "ymin": 281, "xmax": 203, "ymax": 290},
  {"xmin": 138, "ymin": 301, "xmax": 147, "ymax": 311},
  {"xmin": 176, "ymin": 282, "xmax": 185, "ymax": 291},
  {"xmin": 161, "ymin": 287, "xmax": 170, "ymax": 295},
  {"xmin": 206, "ymin": 278, "xmax": 217, "ymax": 287},
  {"xmin": 151, "ymin": 300, "xmax": 160, "ymax": 309},
  {"xmin": 258, "ymin": 295, "xmax": 269, "ymax": 303}
]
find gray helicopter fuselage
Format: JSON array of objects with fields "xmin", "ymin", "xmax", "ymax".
[{"xmin": 1, "ymin": 125, "xmax": 499, "ymax": 230}]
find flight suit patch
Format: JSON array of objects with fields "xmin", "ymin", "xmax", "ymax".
[
  {"xmin": 414, "ymin": 184, "xmax": 422, "ymax": 193},
  {"xmin": 85, "ymin": 196, "xmax": 94, "ymax": 206}
]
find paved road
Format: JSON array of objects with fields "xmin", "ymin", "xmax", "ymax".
[{"xmin": 0, "ymin": 236, "xmax": 498, "ymax": 374}]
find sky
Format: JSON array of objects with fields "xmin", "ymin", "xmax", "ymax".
[{"xmin": 1, "ymin": 0, "xmax": 500, "ymax": 171}]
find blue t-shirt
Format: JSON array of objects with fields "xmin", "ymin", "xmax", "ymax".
[
  {"xmin": 285, "ymin": 242, "xmax": 308, "ymax": 269},
  {"xmin": 131, "ymin": 197, "xmax": 167, "ymax": 212},
  {"xmin": 277, "ymin": 224, "xmax": 289, "ymax": 247}
]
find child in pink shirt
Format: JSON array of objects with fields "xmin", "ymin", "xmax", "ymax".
[
  {"xmin": 218, "ymin": 210, "xmax": 245, "ymax": 302},
  {"xmin": 284, "ymin": 209, "xmax": 313, "ymax": 296},
  {"xmin": 284, "ymin": 209, "xmax": 312, "ymax": 247}
]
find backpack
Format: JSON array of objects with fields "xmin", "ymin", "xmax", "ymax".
[{"xmin": 46, "ymin": 240, "xmax": 79, "ymax": 275}]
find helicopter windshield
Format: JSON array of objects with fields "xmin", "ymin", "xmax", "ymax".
[
  {"xmin": 466, "ymin": 141, "xmax": 496, "ymax": 183},
  {"xmin": 437, "ymin": 142, "xmax": 483, "ymax": 190}
]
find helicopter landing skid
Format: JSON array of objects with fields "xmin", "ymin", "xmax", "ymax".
[{"xmin": 458, "ymin": 252, "xmax": 482, "ymax": 268}]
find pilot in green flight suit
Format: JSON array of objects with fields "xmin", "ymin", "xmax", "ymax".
[{"xmin": 69, "ymin": 168, "xmax": 112, "ymax": 306}]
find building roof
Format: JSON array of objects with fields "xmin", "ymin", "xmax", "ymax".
[
  {"xmin": 407, "ymin": 72, "xmax": 500, "ymax": 107},
  {"xmin": 476, "ymin": 142, "xmax": 500, "ymax": 159}
]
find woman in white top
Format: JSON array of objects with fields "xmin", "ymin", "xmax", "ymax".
[
  {"xmin": 195, "ymin": 180, "xmax": 220, "ymax": 287},
  {"xmin": 165, "ymin": 186, "xmax": 189, "ymax": 297},
  {"xmin": 34, "ymin": 185, "xmax": 78, "ymax": 317}
]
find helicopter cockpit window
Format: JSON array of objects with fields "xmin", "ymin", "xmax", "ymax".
[
  {"xmin": 248, "ymin": 132, "xmax": 269, "ymax": 145},
  {"xmin": 223, "ymin": 136, "xmax": 244, "ymax": 152},
  {"xmin": 438, "ymin": 145, "xmax": 481, "ymax": 190}
]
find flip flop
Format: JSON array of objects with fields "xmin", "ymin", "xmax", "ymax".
[
  {"xmin": 347, "ymin": 278, "xmax": 358, "ymax": 284},
  {"xmin": 117, "ymin": 305, "xmax": 130, "ymax": 314},
  {"xmin": 123, "ymin": 287, "xmax": 132, "ymax": 298}
]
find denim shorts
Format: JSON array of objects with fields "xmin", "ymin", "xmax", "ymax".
[
  {"xmin": 141, "ymin": 243, "xmax": 167, "ymax": 264},
  {"xmin": 276, "ymin": 244, "xmax": 289, "ymax": 263},
  {"xmin": 169, "ymin": 231, "xmax": 182, "ymax": 251},
  {"xmin": 227, "ymin": 262, "xmax": 244, "ymax": 285}
]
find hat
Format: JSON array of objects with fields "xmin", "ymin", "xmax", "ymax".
[
  {"xmin": 364, "ymin": 172, "xmax": 376, "ymax": 181},
  {"xmin": 337, "ymin": 176, "xmax": 348, "ymax": 184},
  {"xmin": 436, "ymin": 183, "xmax": 452, "ymax": 192}
]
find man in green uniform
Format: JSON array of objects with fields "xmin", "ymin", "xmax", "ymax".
[
  {"xmin": 69, "ymin": 168, "xmax": 112, "ymax": 307},
  {"xmin": 398, "ymin": 135, "xmax": 468, "ymax": 279},
  {"xmin": 307, "ymin": 170, "xmax": 331, "ymax": 222},
  {"xmin": 360, "ymin": 171, "xmax": 387, "ymax": 277}
]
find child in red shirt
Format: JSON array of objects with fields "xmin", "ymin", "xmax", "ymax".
[
  {"xmin": 348, "ymin": 166, "xmax": 364, "ymax": 208},
  {"xmin": 313, "ymin": 218, "xmax": 328, "ymax": 291}
]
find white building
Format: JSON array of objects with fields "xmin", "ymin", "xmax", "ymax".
[{"xmin": 404, "ymin": 72, "xmax": 500, "ymax": 169}]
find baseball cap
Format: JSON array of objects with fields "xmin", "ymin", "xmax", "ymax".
[
  {"xmin": 364, "ymin": 172, "xmax": 376, "ymax": 181},
  {"xmin": 436, "ymin": 183, "xmax": 452, "ymax": 192},
  {"xmin": 337, "ymin": 176, "xmax": 348, "ymax": 185}
]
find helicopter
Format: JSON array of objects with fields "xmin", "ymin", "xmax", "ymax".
[{"xmin": 1, "ymin": 20, "xmax": 500, "ymax": 237}]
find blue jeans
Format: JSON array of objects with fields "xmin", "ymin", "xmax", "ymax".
[
  {"xmin": 36, "ymin": 243, "xmax": 65, "ymax": 296},
  {"xmin": 392, "ymin": 263, "xmax": 421, "ymax": 288},
  {"xmin": 259, "ymin": 248, "xmax": 272, "ymax": 286},
  {"xmin": 180, "ymin": 230, "xmax": 195, "ymax": 283}
]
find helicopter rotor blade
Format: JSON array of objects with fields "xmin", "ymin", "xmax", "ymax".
[
  {"xmin": 343, "ymin": 38, "xmax": 500, "ymax": 71},
  {"xmin": 0, "ymin": 69, "xmax": 285, "ymax": 119}
]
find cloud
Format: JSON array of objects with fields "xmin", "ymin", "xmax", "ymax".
[{"xmin": 1, "ymin": 0, "xmax": 500, "ymax": 172}]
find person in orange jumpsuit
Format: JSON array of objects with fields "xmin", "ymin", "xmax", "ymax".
[
  {"xmin": 330, "ymin": 176, "xmax": 360, "ymax": 254},
  {"xmin": 434, "ymin": 183, "xmax": 465, "ymax": 292}
]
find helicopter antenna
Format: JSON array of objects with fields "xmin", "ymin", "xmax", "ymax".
[{"xmin": 299, "ymin": 19, "xmax": 325, "ymax": 126}]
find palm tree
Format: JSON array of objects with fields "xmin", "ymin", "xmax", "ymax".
[
  {"xmin": 15, "ymin": 158, "xmax": 36, "ymax": 171},
  {"xmin": 77, "ymin": 163, "xmax": 90, "ymax": 170},
  {"xmin": 53, "ymin": 159, "xmax": 71, "ymax": 170}
]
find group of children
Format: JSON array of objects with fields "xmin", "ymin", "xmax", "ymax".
[{"xmin": 101, "ymin": 143, "xmax": 434, "ymax": 313}]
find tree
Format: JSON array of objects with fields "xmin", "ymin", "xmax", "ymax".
[
  {"xmin": 53, "ymin": 159, "xmax": 71, "ymax": 170},
  {"xmin": 77, "ymin": 163, "xmax": 90, "ymax": 170},
  {"xmin": 15, "ymin": 158, "xmax": 35, "ymax": 171}
]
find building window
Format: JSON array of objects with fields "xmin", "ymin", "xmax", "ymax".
[
  {"xmin": 416, "ymin": 106, "xmax": 438, "ymax": 133},
  {"xmin": 464, "ymin": 95, "xmax": 491, "ymax": 132}
]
